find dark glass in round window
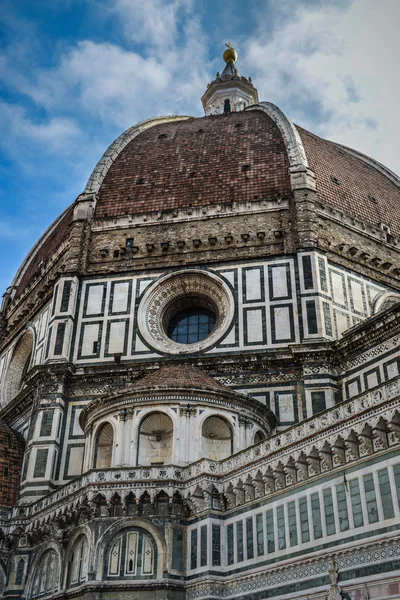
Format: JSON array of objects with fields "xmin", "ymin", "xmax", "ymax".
[{"xmin": 167, "ymin": 307, "xmax": 216, "ymax": 344}]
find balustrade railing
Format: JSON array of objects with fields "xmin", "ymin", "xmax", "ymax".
[{"xmin": 13, "ymin": 375, "xmax": 400, "ymax": 521}]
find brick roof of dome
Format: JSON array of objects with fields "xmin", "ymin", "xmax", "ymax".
[
  {"xmin": 16, "ymin": 204, "xmax": 74, "ymax": 294},
  {"xmin": 95, "ymin": 110, "xmax": 292, "ymax": 218},
  {"xmin": 297, "ymin": 126, "xmax": 400, "ymax": 236},
  {"xmin": 0, "ymin": 420, "xmax": 24, "ymax": 508},
  {"xmin": 131, "ymin": 364, "xmax": 225, "ymax": 392}
]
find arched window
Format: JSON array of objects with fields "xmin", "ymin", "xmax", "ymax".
[
  {"xmin": 67, "ymin": 535, "xmax": 89, "ymax": 588},
  {"xmin": 138, "ymin": 413, "xmax": 173, "ymax": 465},
  {"xmin": 224, "ymin": 99, "xmax": 231, "ymax": 114},
  {"xmin": 105, "ymin": 528, "xmax": 157, "ymax": 579},
  {"xmin": 31, "ymin": 550, "xmax": 60, "ymax": 599},
  {"xmin": 202, "ymin": 416, "xmax": 232, "ymax": 460},
  {"xmin": 4, "ymin": 331, "xmax": 34, "ymax": 404},
  {"xmin": 94, "ymin": 423, "xmax": 114, "ymax": 468},
  {"xmin": 15, "ymin": 558, "xmax": 25, "ymax": 585}
]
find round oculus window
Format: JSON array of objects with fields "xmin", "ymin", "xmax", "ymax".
[
  {"xmin": 167, "ymin": 307, "xmax": 216, "ymax": 344},
  {"xmin": 137, "ymin": 270, "xmax": 234, "ymax": 355}
]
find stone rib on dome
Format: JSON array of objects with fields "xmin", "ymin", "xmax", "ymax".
[
  {"xmin": 130, "ymin": 364, "xmax": 224, "ymax": 391},
  {"xmin": 0, "ymin": 420, "xmax": 24, "ymax": 508}
]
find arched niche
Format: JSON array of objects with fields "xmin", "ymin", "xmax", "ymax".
[
  {"xmin": 3, "ymin": 330, "xmax": 34, "ymax": 405},
  {"xmin": 66, "ymin": 534, "xmax": 89, "ymax": 588},
  {"xmin": 105, "ymin": 528, "xmax": 157, "ymax": 579},
  {"xmin": 30, "ymin": 550, "xmax": 60, "ymax": 599},
  {"xmin": 201, "ymin": 416, "xmax": 232, "ymax": 460},
  {"xmin": 254, "ymin": 430, "xmax": 266, "ymax": 444},
  {"xmin": 138, "ymin": 412, "xmax": 173, "ymax": 466},
  {"xmin": 94, "ymin": 422, "xmax": 114, "ymax": 468},
  {"xmin": 373, "ymin": 292, "xmax": 400, "ymax": 314}
]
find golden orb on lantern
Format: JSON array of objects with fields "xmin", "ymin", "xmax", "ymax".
[{"xmin": 223, "ymin": 42, "xmax": 237, "ymax": 64}]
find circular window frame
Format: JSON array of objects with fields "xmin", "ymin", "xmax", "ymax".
[{"xmin": 138, "ymin": 270, "xmax": 235, "ymax": 355}]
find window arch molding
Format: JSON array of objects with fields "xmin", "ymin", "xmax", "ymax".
[
  {"xmin": 26, "ymin": 543, "xmax": 62, "ymax": 600},
  {"xmin": 92, "ymin": 419, "xmax": 116, "ymax": 469},
  {"xmin": 94, "ymin": 518, "xmax": 165, "ymax": 581}
]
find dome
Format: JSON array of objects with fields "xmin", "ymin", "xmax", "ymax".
[
  {"xmin": 94, "ymin": 111, "xmax": 291, "ymax": 218},
  {"xmin": 129, "ymin": 363, "xmax": 225, "ymax": 392},
  {"xmin": 7, "ymin": 102, "xmax": 400, "ymax": 302},
  {"xmin": 0, "ymin": 420, "xmax": 24, "ymax": 508},
  {"xmin": 297, "ymin": 126, "xmax": 400, "ymax": 236}
]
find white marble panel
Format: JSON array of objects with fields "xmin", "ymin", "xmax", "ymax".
[
  {"xmin": 331, "ymin": 272, "xmax": 345, "ymax": 305},
  {"xmin": 39, "ymin": 309, "xmax": 49, "ymax": 341},
  {"xmin": 126, "ymin": 532, "xmax": 138, "ymax": 574},
  {"xmin": 81, "ymin": 323, "xmax": 100, "ymax": 355},
  {"xmin": 366, "ymin": 371, "xmax": 379, "ymax": 389},
  {"xmin": 386, "ymin": 361, "xmax": 399, "ymax": 379},
  {"xmin": 72, "ymin": 408, "xmax": 84, "ymax": 436},
  {"xmin": 108, "ymin": 321, "xmax": 126, "ymax": 354},
  {"xmin": 67, "ymin": 446, "xmax": 84, "ymax": 476},
  {"xmin": 246, "ymin": 309, "xmax": 264, "ymax": 343},
  {"xmin": 245, "ymin": 269, "xmax": 261, "ymax": 301},
  {"xmin": 220, "ymin": 270, "xmax": 235, "ymax": 286},
  {"xmin": 109, "ymin": 538, "xmax": 121, "ymax": 575},
  {"xmin": 350, "ymin": 280, "xmax": 364, "ymax": 313},
  {"xmin": 271, "ymin": 266, "xmax": 287, "ymax": 298},
  {"xmin": 278, "ymin": 394, "xmax": 294, "ymax": 421},
  {"xmin": 219, "ymin": 327, "xmax": 236, "ymax": 345},
  {"xmin": 348, "ymin": 381, "xmax": 359, "ymax": 398},
  {"xmin": 273, "ymin": 306, "xmax": 291, "ymax": 341},
  {"xmin": 86, "ymin": 285, "xmax": 104, "ymax": 315},
  {"xmin": 111, "ymin": 282, "xmax": 130, "ymax": 313},
  {"xmin": 139, "ymin": 280, "xmax": 153, "ymax": 295},
  {"xmin": 335, "ymin": 311, "xmax": 349, "ymax": 337},
  {"xmin": 135, "ymin": 335, "xmax": 150, "ymax": 353}
]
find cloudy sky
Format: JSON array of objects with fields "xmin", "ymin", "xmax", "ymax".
[{"xmin": 0, "ymin": 0, "xmax": 399, "ymax": 294}]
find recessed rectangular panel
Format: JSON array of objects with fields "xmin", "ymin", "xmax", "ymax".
[
  {"xmin": 67, "ymin": 446, "xmax": 84, "ymax": 477},
  {"xmin": 350, "ymin": 279, "xmax": 365, "ymax": 314},
  {"xmin": 331, "ymin": 272, "xmax": 347, "ymax": 307},
  {"xmin": 125, "ymin": 532, "xmax": 138, "ymax": 575},
  {"xmin": 302, "ymin": 255, "xmax": 314, "ymax": 290},
  {"xmin": 109, "ymin": 538, "xmax": 121, "ymax": 575},
  {"xmin": 72, "ymin": 408, "xmax": 84, "ymax": 437},
  {"xmin": 270, "ymin": 265, "xmax": 288, "ymax": 299},
  {"xmin": 244, "ymin": 308, "xmax": 266, "ymax": 344},
  {"xmin": 272, "ymin": 305, "xmax": 293, "ymax": 342},
  {"xmin": 78, "ymin": 322, "xmax": 102, "ymax": 359},
  {"xmin": 142, "ymin": 535, "xmax": 154, "ymax": 575},
  {"xmin": 106, "ymin": 320, "xmax": 128, "ymax": 355},
  {"xmin": 277, "ymin": 393, "xmax": 295, "ymax": 422},
  {"xmin": 110, "ymin": 281, "xmax": 131, "ymax": 315},
  {"xmin": 334, "ymin": 310, "xmax": 350, "ymax": 338},
  {"xmin": 364, "ymin": 368, "xmax": 380, "ymax": 389},
  {"xmin": 384, "ymin": 358, "xmax": 400, "ymax": 380},
  {"xmin": 244, "ymin": 267, "xmax": 263, "ymax": 302},
  {"xmin": 84, "ymin": 284, "xmax": 106, "ymax": 317}
]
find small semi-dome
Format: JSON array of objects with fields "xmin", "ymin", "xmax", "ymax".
[
  {"xmin": 0, "ymin": 420, "xmax": 24, "ymax": 508},
  {"xmin": 129, "ymin": 363, "xmax": 226, "ymax": 392}
]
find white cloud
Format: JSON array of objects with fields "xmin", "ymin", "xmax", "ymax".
[
  {"xmin": 240, "ymin": 0, "xmax": 400, "ymax": 174},
  {"xmin": 0, "ymin": 101, "xmax": 81, "ymax": 155},
  {"xmin": 110, "ymin": 0, "xmax": 192, "ymax": 48}
]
